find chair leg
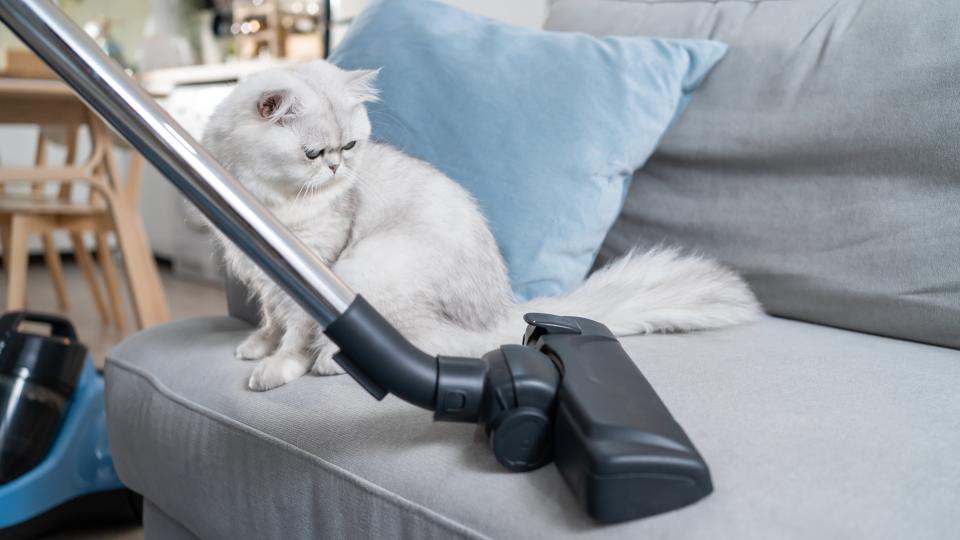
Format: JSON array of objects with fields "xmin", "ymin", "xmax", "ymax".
[
  {"xmin": 0, "ymin": 223, "xmax": 9, "ymax": 276},
  {"xmin": 97, "ymin": 130, "xmax": 169, "ymax": 328},
  {"xmin": 41, "ymin": 232, "xmax": 70, "ymax": 311},
  {"xmin": 95, "ymin": 232, "xmax": 126, "ymax": 332},
  {"xmin": 5, "ymin": 216, "xmax": 32, "ymax": 311},
  {"xmin": 69, "ymin": 232, "xmax": 110, "ymax": 324}
]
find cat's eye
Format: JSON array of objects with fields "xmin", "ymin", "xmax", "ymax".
[
  {"xmin": 342, "ymin": 140, "xmax": 357, "ymax": 151},
  {"xmin": 305, "ymin": 147, "xmax": 324, "ymax": 160}
]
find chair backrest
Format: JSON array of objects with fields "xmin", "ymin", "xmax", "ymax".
[
  {"xmin": 0, "ymin": 125, "xmax": 77, "ymax": 198},
  {"xmin": 548, "ymin": 0, "xmax": 960, "ymax": 349}
]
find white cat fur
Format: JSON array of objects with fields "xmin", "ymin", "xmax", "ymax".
[{"xmin": 201, "ymin": 60, "xmax": 761, "ymax": 391}]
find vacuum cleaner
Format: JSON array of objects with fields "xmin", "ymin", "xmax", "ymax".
[
  {"xmin": 0, "ymin": 312, "xmax": 140, "ymax": 539},
  {"xmin": 0, "ymin": 0, "xmax": 713, "ymax": 524}
]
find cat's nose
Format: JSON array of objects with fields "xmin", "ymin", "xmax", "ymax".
[{"xmin": 328, "ymin": 163, "xmax": 339, "ymax": 173}]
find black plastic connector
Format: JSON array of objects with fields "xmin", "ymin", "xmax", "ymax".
[
  {"xmin": 324, "ymin": 296, "xmax": 438, "ymax": 410},
  {"xmin": 434, "ymin": 355, "xmax": 487, "ymax": 422},
  {"xmin": 478, "ymin": 345, "xmax": 560, "ymax": 471}
]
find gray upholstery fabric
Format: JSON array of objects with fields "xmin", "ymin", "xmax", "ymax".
[
  {"xmin": 106, "ymin": 316, "xmax": 960, "ymax": 539},
  {"xmin": 144, "ymin": 500, "xmax": 201, "ymax": 540},
  {"xmin": 547, "ymin": 0, "xmax": 960, "ymax": 349}
]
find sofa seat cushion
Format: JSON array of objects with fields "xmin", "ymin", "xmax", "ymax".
[{"xmin": 105, "ymin": 317, "xmax": 960, "ymax": 539}]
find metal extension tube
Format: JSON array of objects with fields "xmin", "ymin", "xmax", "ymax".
[{"xmin": 0, "ymin": 0, "xmax": 440, "ymax": 409}]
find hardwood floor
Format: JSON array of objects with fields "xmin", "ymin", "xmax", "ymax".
[
  {"xmin": 0, "ymin": 258, "xmax": 227, "ymax": 367},
  {"xmin": 1, "ymin": 258, "xmax": 227, "ymax": 540}
]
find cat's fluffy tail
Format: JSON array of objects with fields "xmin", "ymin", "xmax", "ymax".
[
  {"xmin": 420, "ymin": 248, "xmax": 762, "ymax": 356},
  {"xmin": 521, "ymin": 247, "xmax": 761, "ymax": 335}
]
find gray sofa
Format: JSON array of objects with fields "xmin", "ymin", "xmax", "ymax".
[{"xmin": 105, "ymin": 1, "xmax": 960, "ymax": 538}]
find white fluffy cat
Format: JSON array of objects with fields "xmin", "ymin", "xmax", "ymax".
[{"xmin": 202, "ymin": 60, "xmax": 760, "ymax": 391}]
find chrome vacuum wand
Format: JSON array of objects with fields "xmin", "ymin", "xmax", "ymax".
[{"xmin": 0, "ymin": 0, "xmax": 713, "ymax": 523}]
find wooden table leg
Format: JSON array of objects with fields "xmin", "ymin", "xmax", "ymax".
[
  {"xmin": 0, "ymin": 217, "xmax": 10, "ymax": 281},
  {"xmin": 33, "ymin": 130, "xmax": 70, "ymax": 310},
  {"xmin": 97, "ymin": 122, "xmax": 170, "ymax": 328},
  {"xmin": 41, "ymin": 232, "xmax": 69, "ymax": 310},
  {"xmin": 69, "ymin": 231, "xmax": 110, "ymax": 323},
  {"xmin": 96, "ymin": 231, "xmax": 126, "ymax": 332},
  {"xmin": 5, "ymin": 215, "xmax": 33, "ymax": 311},
  {"xmin": 0, "ymin": 219, "xmax": 14, "ymax": 307},
  {"xmin": 107, "ymin": 196, "xmax": 169, "ymax": 327}
]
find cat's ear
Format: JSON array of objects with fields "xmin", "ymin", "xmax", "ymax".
[
  {"xmin": 256, "ymin": 90, "xmax": 294, "ymax": 122},
  {"xmin": 345, "ymin": 68, "xmax": 381, "ymax": 103}
]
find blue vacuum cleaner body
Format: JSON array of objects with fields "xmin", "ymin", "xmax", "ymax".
[{"xmin": 0, "ymin": 312, "xmax": 139, "ymax": 539}]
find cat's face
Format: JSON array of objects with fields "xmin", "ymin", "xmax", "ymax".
[{"xmin": 204, "ymin": 61, "xmax": 379, "ymax": 204}]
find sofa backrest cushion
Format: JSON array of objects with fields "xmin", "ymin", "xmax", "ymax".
[{"xmin": 547, "ymin": 0, "xmax": 960, "ymax": 349}]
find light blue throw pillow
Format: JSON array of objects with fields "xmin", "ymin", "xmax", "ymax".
[{"xmin": 331, "ymin": 0, "xmax": 726, "ymax": 300}]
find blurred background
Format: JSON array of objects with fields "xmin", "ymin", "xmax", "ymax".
[
  {"xmin": 0, "ymin": 0, "xmax": 547, "ymax": 289},
  {"xmin": 0, "ymin": 0, "xmax": 548, "ymax": 358}
]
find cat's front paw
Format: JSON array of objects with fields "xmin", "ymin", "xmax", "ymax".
[
  {"xmin": 248, "ymin": 352, "xmax": 310, "ymax": 391},
  {"xmin": 236, "ymin": 331, "xmax": 278, "ymax": 361},
  {"xmin": 311, "ymin": 345, "xmax": 345, "ymax": 376}
]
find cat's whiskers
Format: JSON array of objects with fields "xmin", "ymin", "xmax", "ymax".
[{"xmin": 294, "ymin": 182, "xmax": 308, "ymax": 203}]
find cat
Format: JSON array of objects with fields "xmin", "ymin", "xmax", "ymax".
[{"xmin": 201, "ymin": 60, "xmax": 761, "ymax": 391}]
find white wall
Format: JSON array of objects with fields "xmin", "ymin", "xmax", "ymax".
[
  {"xmin": 331, "ymin": 0, "xmax": 548, "ymax": 49},
  {"xmin": 438, "ymin": 0, "xmax": 548, "ymax": 27}
]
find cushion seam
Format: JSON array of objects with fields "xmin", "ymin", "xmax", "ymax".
[{"xmin": 106, "ymin": 356, "xmax": 489, "ymax": 540}]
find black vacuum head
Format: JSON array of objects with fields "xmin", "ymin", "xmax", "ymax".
[
  {"xmin": 476, "ymin": 314, "xmax": 713, "ymax": 523},
  {"xmin": 528, "ymin": 315, "xmax": 713, "ymax": 523},
  {"xmin": 330, "ymin": 297, "xmax": 713, "ymax": 524}
]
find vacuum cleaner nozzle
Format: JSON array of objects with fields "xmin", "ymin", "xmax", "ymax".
[
  {"xmin": 327, "ymin": 297, "xmax": 713, "ymax": 523},
  {"xmin": 474, "ymin": 313, "xmax": 713, "ymax": 523},
  {"xmin": 527, "ymin": 314, "xmax": 714, "ymax": 523}
]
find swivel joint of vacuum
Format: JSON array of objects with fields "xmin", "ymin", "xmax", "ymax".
[{"xmin": 434, "ymin": 315, "xmax": 566, "ymax": 472}]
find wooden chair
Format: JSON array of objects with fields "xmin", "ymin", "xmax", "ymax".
[
  {"xmin": 1, "ymin": 125, "xmax": 125, "ymax": 329},
  {"xmin": 0, "ymin": 78, "xmax": 169, "ymax": 330}
]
